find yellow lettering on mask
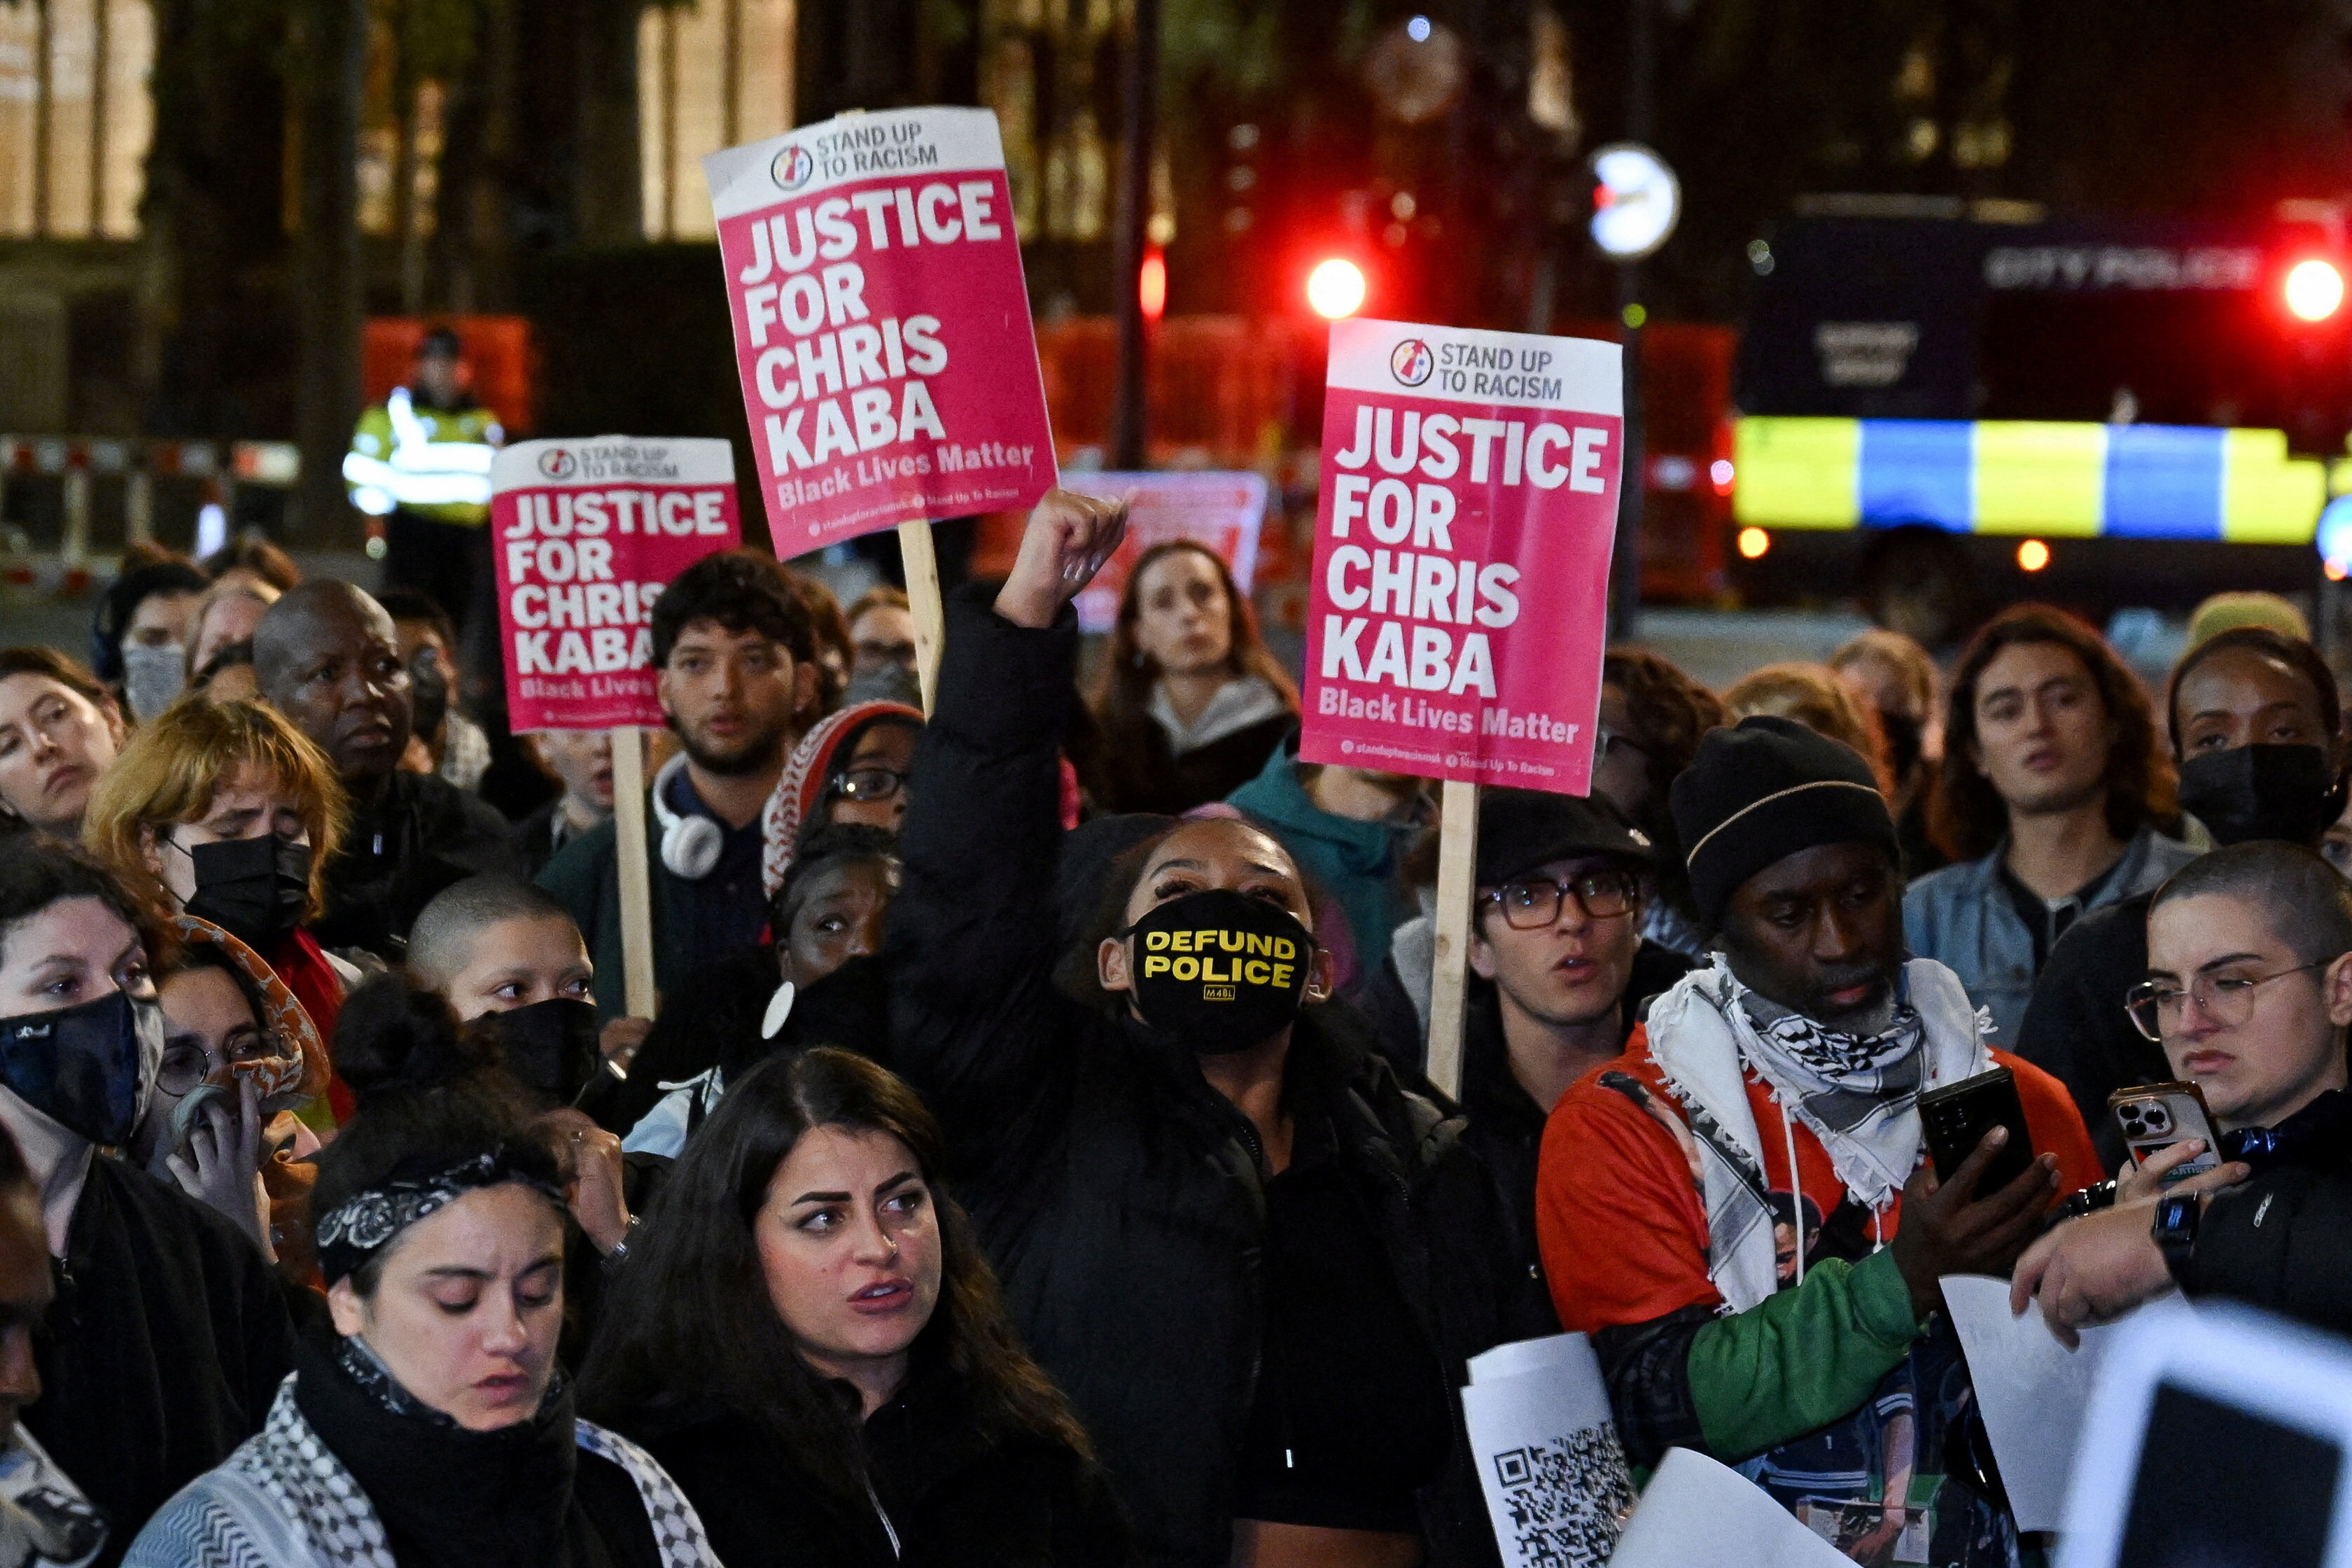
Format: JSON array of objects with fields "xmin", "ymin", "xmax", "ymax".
[
  {"xmin": 1173, "ymin": 956, "xmax": 1199, "ymax": 981},
  {"xmin": 1219, "ymin": 930, "xmax": 1244, "ymax": 953},
  {"xmin": 1245, "ymin": 959, "xmax": 1270, "ymax": 984},
  {"xmin": 1274, "ymin": 937, "xmax": 1296, "ymax": 961},
  {"xmin": 1271, "ymin": 962, "xmax": 1294, "ymax": 988},
  {"xmin": 1142, "ymin": 955, "xmax": 1171, "ymax": 977},
  {"xmin": 1172, "ymin": 930, "xmax": 1194, "ymax": 953},
  {"xmin": 1145, "ymin": 930, "xmax": 1170, "ymax": 951}
]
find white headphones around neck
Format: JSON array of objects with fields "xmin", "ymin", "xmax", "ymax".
[{"xmin": 650, "ymin": 753, "xmax": 724, "ymax": 880}]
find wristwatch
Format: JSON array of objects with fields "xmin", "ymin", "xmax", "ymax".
[{"xmin": 2151, "ymin": 1192, "xmax": 2200, "ymax": 1286}]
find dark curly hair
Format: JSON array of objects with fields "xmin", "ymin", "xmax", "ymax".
[
  {"xmin": 1600, "ymin": 648, "xmax": 1727, "ymax": 927},
  {"xmin": 1929, "ymin": 604, "xmax": 2176, "ymax": 862},
  {"xmin": 580, "ymin": 1048, "xmax": 1093, "ymax": 1504},
  {"xmin": 650, "ymin": 549, "xmax": 818, "ymax": 671}
]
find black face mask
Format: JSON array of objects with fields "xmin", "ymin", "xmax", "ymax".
[
  {"xmin": 478, "ymin": 998, "xmax": 603, "ymax": 1106},
  {"xmin": 184, "ymin": 836, "xmax": 313, "ymax": 949},
  {"xmin": 1125, "ymin": 889, "xmax": 1314, "ymax": 1054},
  {"xmin": 0, "ymin": 990, "xmax": 163, "ymax": 1147},
  {"xmin": 2176, "ymin": 745, "xmax": 2348, "ymax": 848},
  {"xmin": 1879, "ymin": 710, "xmax": 1925, "ymax": 782}
]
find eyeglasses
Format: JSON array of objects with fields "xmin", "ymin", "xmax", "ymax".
[
  {"xmin": 832, "ymin": 767, "xmax": 909, "ymax": 804},
  {"xmin": 2124, "ymin": 961, "xmax": 2330, "ymax": 1043},
  {"xmin": 1480, "ymin": 869, "xmax": 1640, "ymax": 930},
  {"xmin": 158, "ymin": 1030, "xmax": 286, "ymax": 1098}
]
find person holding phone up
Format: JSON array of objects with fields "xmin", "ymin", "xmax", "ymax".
[
  {"xmin": 1536, "ymin": 716, "xmax": 2104, "ymax": 1568},
  {"xmin": 2014, "ymin": 841, "xmax": 2352, "ymax": 1342}
]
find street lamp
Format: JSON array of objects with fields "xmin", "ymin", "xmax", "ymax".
[{"xmin": 1589, "ymin": 143, "xmax": 1681, "ymax": 262}]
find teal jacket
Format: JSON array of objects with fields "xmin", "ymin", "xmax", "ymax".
[{"xmin": 1226, "ymin": 733, "xmax": 1417, "ymax": 979}]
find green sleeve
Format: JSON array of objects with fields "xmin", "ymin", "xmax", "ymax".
[{"xmin": 1687, "ymin": 1245, "xmax": 1926, "ymax": 1462}]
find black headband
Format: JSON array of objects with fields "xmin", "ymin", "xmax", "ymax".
[{"xmin": 314, "ymin": 1148, "xmax": 566, "ymax": 1286}]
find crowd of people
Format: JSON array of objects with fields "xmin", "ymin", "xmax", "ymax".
[{"xmin": 0, "ymin": 483, "xmax": 2348, "ymax": 1568}]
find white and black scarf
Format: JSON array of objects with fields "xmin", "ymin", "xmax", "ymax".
[
  {"xmin": 120, "ymin": 1376, "xmax": 721, "ymax": 1568},
  {"xmin": 1642, "ymin": 955, "xmax": 1990, "ymax": 1312}
]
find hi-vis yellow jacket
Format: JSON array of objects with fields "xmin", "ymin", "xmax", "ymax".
[{"xmin": 343, "ymin": 387, "xmax": 502, "ymax": 525}]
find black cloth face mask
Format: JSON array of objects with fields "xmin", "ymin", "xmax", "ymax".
[
  {"xmin": 1125, "ymin": 888, "xmax": 1315, "ymax": 1054},
  {"xmin": 0, "ymin": 989, "xmax": 163, "ymax": 1147},
  {"xmin": 183, "ymin": 835, "xmax": 313, "ymax": 949},
  {"xmin": 2176, "ymin": 744, "xmax": 2349, "ymax": 848},
  {"xmin": 477, "ymin": 997, "xmax": 603, "ymax": 1107}
]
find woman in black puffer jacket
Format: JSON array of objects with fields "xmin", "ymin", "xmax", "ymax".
[{"xmin": 883, "ymin": 494, "xmax": 1551, "ymax": 1568}]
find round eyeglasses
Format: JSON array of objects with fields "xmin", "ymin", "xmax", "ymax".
[
  {"xmin": 2124, "ymin": 961, "xmax": 2328, "ymax": 1043},
  {"xmin": 157, "ymin": 1028, "xmax": 286, "ymax": 1098}
]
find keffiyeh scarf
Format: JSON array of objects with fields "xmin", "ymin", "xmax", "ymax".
[
  {"xmin": 121, "ymin": 1378, "xmax": 722, "ymax": 1568},
  {"xmin": 1642, "ymin": 955, "xmax": 1990, "ymax": 1312},
  {"xmin": 167, "ymin": 916, "xmax": 328, "ymax": 1110},
  {"xmin": 760, "ymin": 700, "xmax": 924, "ymax": 898}
]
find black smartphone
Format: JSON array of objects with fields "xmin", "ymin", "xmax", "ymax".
[{"xmin": 1919, "ymin": 1067, "xmax": 2035, "ymax": 1200}]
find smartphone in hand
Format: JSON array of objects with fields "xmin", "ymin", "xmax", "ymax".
[
  {"xmin": 2109, "ymin": 1082, "xmax": 2224, "ymax": 1181},
  {"xmin": 1920, "ymin": 1067, "xmax": 2035, "ymax": 1200}
]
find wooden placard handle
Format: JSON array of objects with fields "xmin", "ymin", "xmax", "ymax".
[
  {"xmin": 608, "ymin": 725, "xmax": 659, "ymax": 1020},
  {"xmin": 1424, "ymin": 778, "xmax": 1482, "ymax": 1100},
  {"xmin": 897, "ymin": 519, "xmax": 945, "ymax": 718}
]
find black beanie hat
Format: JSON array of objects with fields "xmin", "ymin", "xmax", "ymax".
[{"xmin": 1670, "ymin": 715, "xmax": 1898, "ymax": 932}]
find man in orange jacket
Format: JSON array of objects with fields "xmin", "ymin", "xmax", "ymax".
[{"xmin": 1536, "ymin": 715, "xmax": 2103, "ymax": 1567}]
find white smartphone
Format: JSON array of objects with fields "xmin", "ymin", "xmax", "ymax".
[{"xmin": 2108, "ymin": 1082, "xmax": 2225, "ymax": 1181}]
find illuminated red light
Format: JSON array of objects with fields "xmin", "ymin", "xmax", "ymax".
[
  {"xmin": 1140, "ymin": 249, "xmax": 1167, "ymax": 323},
  {"xmin": 1307, "ymin": 258, "xmax": 1367, "ymax": 319}
]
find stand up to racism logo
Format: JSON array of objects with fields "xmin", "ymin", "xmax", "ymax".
[
  {"xmin": 770, "ymin": 143, "xmax": 815, "ymax": 192},
  {"xmin": 1390, "ymin": 337, "xmax": 1435, "ymax": 387}
]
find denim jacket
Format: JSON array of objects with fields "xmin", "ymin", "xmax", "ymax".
[{"xmin": 1903, "ymin": 825, "xmax": 2197, "ymax": 1047}]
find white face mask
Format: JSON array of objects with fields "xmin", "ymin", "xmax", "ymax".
[{"xmin": 121, "ymin": 643, "xmax": 186, "ymax": 722}]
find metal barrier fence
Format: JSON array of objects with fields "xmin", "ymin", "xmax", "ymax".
[{"xmin": 0, "ymin": 437, "xmax": 303, "ymax": 573}]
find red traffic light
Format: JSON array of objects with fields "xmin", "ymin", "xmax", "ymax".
[
  {"xmin": 1140, "ymin": 248, "xmax": 1167, "ymax": 323},
  {"xmin": 2286, "ymin": 258, "xmax": 2345, "ymax": 323},
  {"xmin": 1306, "ymin": 258, "xmax": 1367, "ymax": 319}
]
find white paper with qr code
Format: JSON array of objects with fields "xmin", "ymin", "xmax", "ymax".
[
  {"xmin": 1608, "ymin": 1448, "xmax": 1854, "ymax": 1568},
  {"xmin": 1941, "ymin": 1273, "xmax": 2122, "ymax": 1533},
  {"xmin": 1460, "ymin": 1332, "xmax": 1634, "ymax": 1568}
]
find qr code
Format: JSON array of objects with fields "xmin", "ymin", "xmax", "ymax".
[{"xmin": 1494, "ymin": 1425, "xmax": 1636, "ymax": 1568}]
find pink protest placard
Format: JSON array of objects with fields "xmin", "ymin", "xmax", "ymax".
[
  {"xmin": 1299, "ymin": 318, "xmax": 1623, "ymax": 795},
  {"xmin": 1060, "ymin": 470, "xmax": 1268, "ymax": 635},
  {"xmin": 704, "ymin": 106, "xmax": 1057, "ymax": 550},
  {"xmin": 491, "ymin": 437, "xmax": 741, "ymax": 732}
]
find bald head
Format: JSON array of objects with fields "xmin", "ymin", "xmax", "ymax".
[
  {"xmin": 255, "ymin": 580, "xmax": 413, "ymax": 787},
  {"xmin": 410, "ymin": 876, "xmax": 592, "ymax": 1019}
]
